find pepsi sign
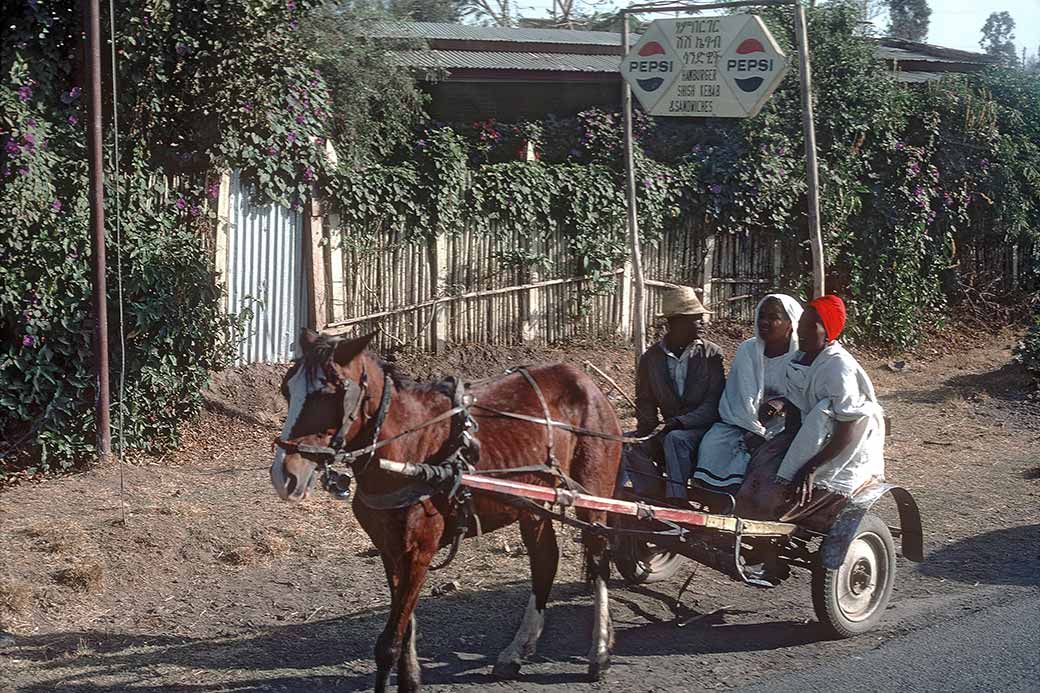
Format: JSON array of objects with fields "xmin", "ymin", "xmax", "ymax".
[{"xmin": 620, "ymin": 15, "xmax": 788, "ymax": 118}]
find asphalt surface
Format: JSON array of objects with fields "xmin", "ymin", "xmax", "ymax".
[{"xmin": 742, "ymin": 592, "xmax": 1040, "ymax": 693}]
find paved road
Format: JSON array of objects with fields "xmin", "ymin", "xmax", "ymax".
[{"xmin": 742, "ymin": 592, "xmax": 1040, "ymax": 693}]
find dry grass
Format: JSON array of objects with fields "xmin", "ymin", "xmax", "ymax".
[
  {"xmin": 254, "ymin": 533, "xmax": 290, "ymax": 557},
  {"xmin": 0, "ymin": 578, "xmax": 33, "ymax": 626},
  {"xmin": 25, "ymin": 521, "xmax": 90, "ymax": 555},
  {"xmin": 220, "ymin": 545, "xmax": 257, "ymax": 566},
  {"xmin": 53, "ymin": 561, "xmax": 104, "ymax": 593}
]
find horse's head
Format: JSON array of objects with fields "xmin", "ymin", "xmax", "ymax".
[{"xmin": 270, "ymin": 329, "xmax": 376, "ymax": 502}]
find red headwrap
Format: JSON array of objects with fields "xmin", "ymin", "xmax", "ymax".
[{"xmin": 809, "ymin": 295, "xmax": 847, "ymax": 341}]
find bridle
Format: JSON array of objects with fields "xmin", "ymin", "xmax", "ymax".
[{"xmin": 273, "ymin": 364, "xmax": 394, "ymax": 499}]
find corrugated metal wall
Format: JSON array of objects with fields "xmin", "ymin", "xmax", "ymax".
[{"xmin": 225, "ymin": 173, "xmax": 306, "ymax": 364}]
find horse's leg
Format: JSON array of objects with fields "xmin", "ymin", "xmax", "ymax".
[
  {"xmin": 373, "ymin": 511, "xmax": 440, "ymax": 693},
  {"xmin": 493, "ymin": 513, "xmax": 558, "ymax": 679},
  {"xmin": 584, "ymin": 529, "xmax": 613, "ymax": 680},
  {"xmin": 397, "ymin": 614, "xmax": 420, "ymax": 691},
  {"xmin": 375, "ymin": 552, "xmax": 401, "ymax": 693}
]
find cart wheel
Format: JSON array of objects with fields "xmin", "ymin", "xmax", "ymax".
[
  {"xmin": 614, "ymin": 539, "xmax": 684, "ymax": 585},
  {"xmin": 812, "ymin": 513, "xmax": 896, "ymax": 638}
]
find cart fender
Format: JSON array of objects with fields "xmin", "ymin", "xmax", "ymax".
[{"xmin": 821, "ymin": 483, "xmax": 923, "ymax": 570}]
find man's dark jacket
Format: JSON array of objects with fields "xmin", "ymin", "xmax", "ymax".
[{"xmin": 635, "ymin": 340, "xmax": 725, "ymax": 436}]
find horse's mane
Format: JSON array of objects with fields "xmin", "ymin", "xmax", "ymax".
[{"xmin": 302, "ymin": 333, "xmax": 451, "ymax": 396}]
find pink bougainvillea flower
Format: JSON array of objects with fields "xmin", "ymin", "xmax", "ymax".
[{"xmin": 52, "ymin": 199, "xmax": 62, "ymax": 212}]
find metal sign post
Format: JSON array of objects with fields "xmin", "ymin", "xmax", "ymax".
[{"xmin": 618, "ymin": 0, "xmax": 825, "ymax": 362}]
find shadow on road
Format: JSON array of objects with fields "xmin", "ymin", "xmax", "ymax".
[
  {"xmin": 3, "ymin": 579, "xmax": 829, "ymax": 692},
  {"xmin": 918, "ymin": 523, "xmax": 1040, "ymax": 587}
]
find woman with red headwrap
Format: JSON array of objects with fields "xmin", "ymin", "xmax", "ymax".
[{"xmin": 736, "ymin": 295, "xmax": 886, "ymax": 524}]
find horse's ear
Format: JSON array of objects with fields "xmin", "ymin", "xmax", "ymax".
[
  {"xmin": 299, "ymin": 327, "xmax": 320, "ymax": 354},
  {"xmin": 333, "ymin": 331, "xmax": 376, "ymax": 366}
]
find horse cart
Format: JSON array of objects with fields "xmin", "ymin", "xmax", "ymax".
[{"xmin": 376, "ymin": 456, "xmax": 924, "ymax": 639}]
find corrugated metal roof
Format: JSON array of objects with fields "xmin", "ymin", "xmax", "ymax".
[
  {"xmin": 875, "ymin": 38, "xmax": 997, "ymax": 65},
  {"xmin": 395, "ymin": 49, "xmax": 621, "ymax": 72},
  {"xmin": 370, "ymin": 21, "xmax": 631, "ymax": 47}
]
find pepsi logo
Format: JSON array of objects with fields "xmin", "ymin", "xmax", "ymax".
[
  {"xmin": 725, "ymin": 37, "xmax": 774, "ymax": 93},
  {"xmin": 627, "ymin": 39, "xmax": 674, "ymax": 91}
]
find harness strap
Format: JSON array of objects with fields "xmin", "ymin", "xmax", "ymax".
[
  {"xmin": 511, "ymin": 367, "xmax": 557, "ymax": 468},
  {"xmin": 472, "ymin": 404, "xmax": 654, "ymax": 444}
]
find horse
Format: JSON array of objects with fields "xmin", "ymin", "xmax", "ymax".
[{"xmin": 269, "ymin": 329, "xmax": 624, "ymax": 692}]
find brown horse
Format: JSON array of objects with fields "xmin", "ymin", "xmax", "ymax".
[{"xmin": 269, "ymin": 329, "xmax": 623, "ymax": 691}]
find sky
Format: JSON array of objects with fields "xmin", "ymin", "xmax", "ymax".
[{"xmin": 515, "ymin": 0, "xmax": 1040, "ymax": 60}]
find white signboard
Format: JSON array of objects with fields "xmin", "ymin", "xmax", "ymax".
[{"xmin": 620, "ymin": 15, "xmax": 789, "ymax": 118}]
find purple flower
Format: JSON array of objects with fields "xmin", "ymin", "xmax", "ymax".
[
  {"xmin": 980, "ymin": 159, "xmax": 990, "ymax": 171},
  {"xmin": 17, "ymin": 85, "xmax": 32, "ymax": 102},
  {"xmin": 243, "ymin": 102, "xmax": 254, "ymax": 113},
  {"xmin": 175, "ymin": 42, "xmax": 189, "ymax": 56},
  {"xmin": 17, "ymin": 167, "xmax": 28, "ymax": 176},
  {"xmin": 287, "ymin": 131, "xmax": 296, "ymax": 143},
  {"xmin": 295, "ymin": 114, "xmax": 305, "ymax": 124},
  {"xmin": 190, "ymin": 204, "xmax": 202, "ymax": 217},
  {"xmin": 27, "ymin": 118, "xmax": 37, "ymax": 128},
  {"xmin": 52, "ymin": 199, "xmax": 62, "ymax": 212},
  {"xmin": 289, "ymin": 20, "xmax": 298, "ymax": 30},
  {"xmin": 287, "ymin": 0, "xmax": 297, "ymax": 9},
  {"xmin": 22, "ymin": 335, "xmax": 37, "ymax": 348},
  {"xmin": 68, "ymin": 114, "xmax": 78, "ymax": 126},
  {"xmin": 207, "ymin": 181, "xmax": 219, "ymax": 200},
  {"xmin": 4, "ymin": 139, "xmax": 20, "ymax": 156},
  {"xmin": 21, "ymin": 132, "xmax": 36, "ymax": 150},
  {"xmin": 909, "ymin": 162, "xmax": 920, "ymax": 175},
  {"xmin": 61, "ymin": 87, "xmax": 81, "ymax": 104},
  {"xmin": 267, "ymin": 146, "xmax": 278, "ymax": 156},
  {"xmin": 709, "ymin": 184, "xmax": 723, "ymax": 195},
  {"xmin": 1, "ymin": 165, "xmax": 10, "ymax": 177},
  {"xmin": 895, "ymin": 142, "xmax": 905, "ymax": 151},
  {"xmin": 943, "ymin": 192, "xmax": 953, "ymax": 206},
  {"xmin": 303, "ymin": 165, "xmax": 315, "ymax": 182},
  {"xmin": 175, "ymin": 197, "xmax": 187, "ymax": 210}
]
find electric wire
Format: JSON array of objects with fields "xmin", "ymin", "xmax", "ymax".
[{"xmin": 108, "ymin": 0, "xmax": 127, "ymax": 526}]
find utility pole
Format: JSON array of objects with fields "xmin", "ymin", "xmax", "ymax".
[
  {"xmin": 621, "ymin": 17, "xmax": 647, "ymax": 361},
  {"xmin": 794, "ymin": 2, "xmax": 825, "ymax": 298},
  {"xmin": 85, "ymin": 0, "xmax": 111, "ymax": 460}
]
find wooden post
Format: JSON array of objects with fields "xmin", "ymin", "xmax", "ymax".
[
  {"xmin": 213, "ymin": 172, "xmax": 232, "ymax": 312},
  {"xmin": 302, "ymin": 193, "xmax": 328, "ymax": 331},
  {"xmin": 622, "ymin": 16, "xmax": 647, "ymax": 359},
  {"xmin": 429, "ymin": 231, "xmax": 450, "ymax": 352},
  {"xmin": 326, "ymin": 212, "xmax": 345, "ymax": 325},
  {"xmin": 522, "ymin": 232, "xmax": 545, "ymax": 343},
  {"xmin": 794, "ymin": 3, "xmax": 825, "ymax": 299},
  {"xmin": 700, "ymin": 231, "xmax": 716, "ymax": 308}
]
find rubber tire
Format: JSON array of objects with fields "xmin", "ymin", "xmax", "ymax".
[
  {"xmin": 812, "ymin": 513, "xmax": 897, "ymax": 639},
  {"xmin": 614, "ymin": 539, "xmax": 684, "ymax": 585}
]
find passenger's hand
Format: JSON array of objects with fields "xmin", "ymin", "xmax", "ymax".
[
  {"xmin": 654, "ymin": 419, "xmax": 680, "ymax": 439},
  {"xmin": 794, "ymin": 467, "xmax": 816, "ymax": 507}
]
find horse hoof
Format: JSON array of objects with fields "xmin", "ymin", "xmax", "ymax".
[
  {"xmin": 492, "ymin": 659, "xmax": 522, "ymax": 679},
  {"xmin": 587, "ymin": 655, "xmax": 611, "ymax": 681}
]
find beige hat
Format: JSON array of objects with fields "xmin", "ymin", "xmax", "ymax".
[{"xmin": 656, "ymin": 286, "xmax": 713, "ymax": 318}]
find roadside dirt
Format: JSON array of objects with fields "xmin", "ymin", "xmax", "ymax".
[{"xmin": 1, "ymin": 326, "xmax": 1037, "ymax": 692}]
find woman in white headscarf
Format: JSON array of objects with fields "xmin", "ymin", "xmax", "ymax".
[{"xmin": 692, "ymin": 294, "xmax": 803, "ymax": 491}]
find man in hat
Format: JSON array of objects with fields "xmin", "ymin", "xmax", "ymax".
[{"xmin": 621, "ymin": 286, "xmax": 725, "ymax": 501}]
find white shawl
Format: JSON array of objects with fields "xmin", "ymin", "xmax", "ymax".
[{"xmin": 717, "ymin": 294, "xmax": 803, "ymax": 438}]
